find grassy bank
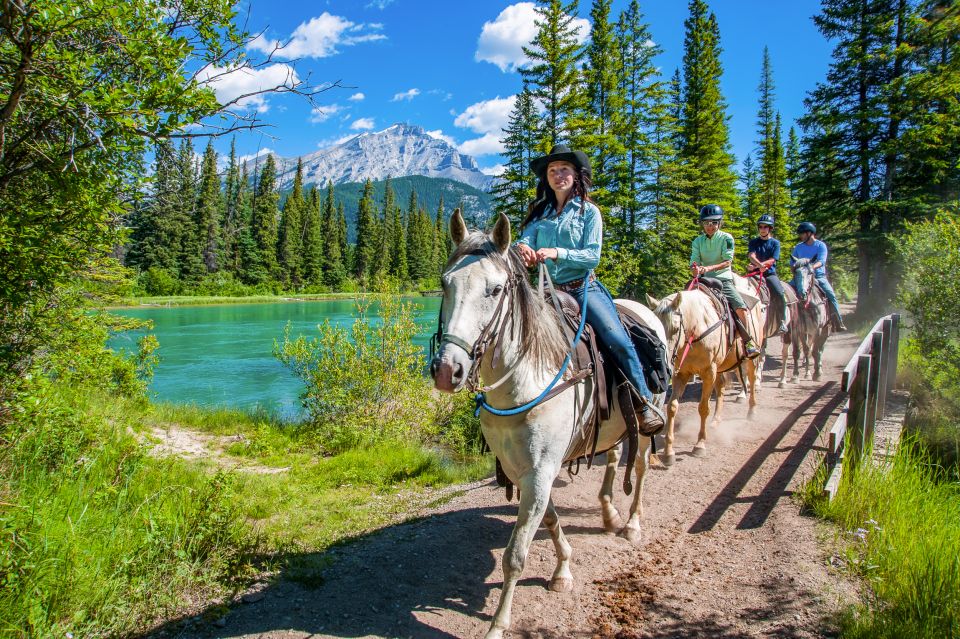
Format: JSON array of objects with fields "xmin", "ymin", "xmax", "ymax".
[
  {"xmin": 804, "ymin": 437, "xmax": 959, "ymax": 639},
  {"xmin": 1, "ymin": 386, "xmax": 489, "ymax": 637}
]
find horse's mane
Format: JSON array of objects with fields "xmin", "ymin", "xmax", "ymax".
[{"xmin": 446, "ymin": 232, "xmax": 568, "ymax": 372}]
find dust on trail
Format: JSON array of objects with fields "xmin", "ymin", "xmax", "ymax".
[{"xmin": 149, "ymin": 330, "xmax": 863, "ymax": 639}]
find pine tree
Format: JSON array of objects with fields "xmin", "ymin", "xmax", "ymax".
[
  {"xmin": 337, "ymin": 202, "xmax": 350, "ymax": 278},
  {"xmin": 322, "ymin": 181, "xmax": 346, "ymax": 287},
  {"xmin": 406, "ymin": 190, "xmax": 432, "ymax": 281},
  {"xmin": 570, "ymin": 0, "xmax": 624, "ymax": 211},
  {"xmin": 521, "ymin": 0, "xmax": 586, "ymax": 148},
  {"xmin": 492, "ymin": 84, "xmax": 540, "ymax": 224},
  {"xmin": 433, "ymin": 197, "xmax": 449, "ymax": 277},
  {"xmin": 390, "ymin": 202, "xmax": 408, "ymax": 281},
  {"xmin": 373, "ymin": 177, "xmax": 396, "ymax": 277},
  {"xmin": 127, "ymin": 139, "xmax": 180, "ymax": 274},
  {"xmin": 175, "ymin": 138, "xmax": 205, "ymax": 281},
  {"xmin": 354, "ymin": 179, "xmax": 376, "ymax": 281},
  {"xmin": 785, "ymin": 126, "xmax": 802, "ymax": 220},
  {"xmin": 753, "ymin": 49, "xmax": 790, "ymax": 226},
  {"xmin": 302, "ymin": 185, "xmax": 323, "ymax": 287},
  {"xmin": 277, "ymin": 159, "xmax": 305, "ymax": 287},
  {"xmin": 236, "ymin": 165, "xmax": 261, "ymax": 284},
  {"xmin": 195, "ymin": 140, "xmax": 222, "ymax": 273},
  {"xmin": 250, "ymin": 155, "xmax": 280, "ymax": 283},
  {"xmin": 678, "ymin": 0, "xmax": 743, "ymax": 261},
  {"xmin": 222, "ymin": 139, "xmax": 242, "ymax": 274}
]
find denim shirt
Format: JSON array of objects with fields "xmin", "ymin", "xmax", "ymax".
[
  {"xmin": 517, "ymin": 197, "xmax": 602, "ymax": 284},
  {"xmin": 791, "ymin": 239, "xmax": 828, "ymax": 277}
]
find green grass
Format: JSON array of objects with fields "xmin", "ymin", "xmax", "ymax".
[
  {"xmin": 803, "ymin": 438, "xmax": 960, "ymax": 639},
  {"xmin": 0, "ymin": 386, "xmax": 490, "ymax": 636}
]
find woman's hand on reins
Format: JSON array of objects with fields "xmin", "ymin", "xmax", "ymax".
[
  {"xmin": 535, "ymin": 247, "xmax": 559, "ymax": 263},
  {"xmin": 517, "ymin": 243, "xmax": 538, "ymax": 267}
]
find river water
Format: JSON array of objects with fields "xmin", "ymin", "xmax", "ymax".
[{"xmin": 110, "ymin": 297, "xmax": 442, "ymax": 418}]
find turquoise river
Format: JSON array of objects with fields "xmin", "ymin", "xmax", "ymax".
[{"xmin": 110, "ymin": 297, "xmax": 442, "ymax": 419}]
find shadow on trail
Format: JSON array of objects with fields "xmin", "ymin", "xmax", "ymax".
[
  {"xmin": 144, "ymin": 493, "xmax": 518, "ymax": 639},
  {"xmin": 688, "ymin": 381, "xmax": 843, "ymax": 534}
]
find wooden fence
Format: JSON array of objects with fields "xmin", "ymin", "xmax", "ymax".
[{"xmin": 822, "ymin": 313, "xmax": 901, "ymax": 500}]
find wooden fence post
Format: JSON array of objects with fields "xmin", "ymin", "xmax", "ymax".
[
  {"xmin": 865, "ymin": 332, "xmax": 883, "ymax": 448},
  {"xmin": 847, "ymin": 354, "xmax": 872, "ymax": 467},
  {"xmin": 886, "ymin": 313, "xmax": 900, "ymax": 395},
  {"xmin": 878, "ymin": 318, "xmax": 893, "ymax": 419}
]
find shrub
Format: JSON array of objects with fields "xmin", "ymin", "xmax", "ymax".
[
  {"xmin": 275, "ymin": 292, "xmax": 433, "ymax": 452},
  {"xmin": 140, "ymin": 267, "xmax": 181, "ymax": 296}
]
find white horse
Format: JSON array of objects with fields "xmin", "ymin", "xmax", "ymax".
[
  {"xmin": 787, "ymin": 262, "xmax": 831, "ymax": 382},
  {"xmin": 431, "ymin": 211, "xmax": 667, "ymax": 639}
]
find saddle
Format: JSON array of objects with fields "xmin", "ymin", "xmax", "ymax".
[
  {"xmin": 744, "ymin": 272, "xmax": 798, "ymax": 337},
  {"xmin": 687, "ymin": 278, "xmax": 737, "ymax": 350}
]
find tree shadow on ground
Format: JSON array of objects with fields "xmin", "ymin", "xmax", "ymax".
[{"xmin": 143, "ymin": 496, "xmax": 519, "ymax": 638}]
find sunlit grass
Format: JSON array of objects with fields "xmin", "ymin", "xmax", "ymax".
[{"xmin": 803, "ymin": 437, "xmax": 960, "ymax": 639}]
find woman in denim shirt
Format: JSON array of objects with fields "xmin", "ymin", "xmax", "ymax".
[{"xmin": 516, "ymin": 145, "xmax": 664, "ymax": 431}]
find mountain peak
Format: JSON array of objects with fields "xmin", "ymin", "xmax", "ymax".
[{"xmin": 249, "ymin": 124, "xmax": 493, "ymax": 191}]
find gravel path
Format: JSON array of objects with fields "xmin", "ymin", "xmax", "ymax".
[{"xmin": 154, "ymin": 330, "xmax": 862, "ymax": 639}]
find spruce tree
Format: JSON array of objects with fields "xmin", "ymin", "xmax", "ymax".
[
  {"xmin": 222, "ymin": 139, "xmax": 242, "ymax": 274},
  {"xmin": 277, "ymin": 159, "xmax": 305, "ymax": 287},
  {"xmin": 175, "ymin": 138, "xmax": 205, "ymax": 281},
  {"xmin": 679, "ymin": 0, "xmax": 743, "ymax": 262},
  {"xmin": 195, "ymin": 140, "xmax": 222, "ymax": 273},
  {"xmin": 250, "ymin": 155, "xmax": 280, "ymax": 283},
  {"xmin": 322, "ymin": 181, "xmax": 346, "ymax": 287},
  {"xmin": 492, "ymin": 84, "xmax": 540, "ymax": 224},
  {"xmin": 302, "ymin": 185, "xmax": 323, "ymax": 287},
  {"xmin": 127, "ymin": 139, "xmax": 180, "ymax": 274},
  {"xmin": 521, "ymin": 0, "xmax": 586, "ymax": 148},
  {"xmin": 337, "ymin": 202, "xmax": 351, "ymax": 279},
  {"xmin": 433, "ymin": 198, "xmax": 449, "ymax": 276},
  {"xmin": 354, "ymin": 179, "xmax": 376, "ymax": 281},
  {"xmin": 373, "ymin": 177, "xmax": 395, "ymax": 277},
  {"xmin": 390, "ymin": 203, "xmax": 408, "ymax": 281},
  {"xmin": 753, "ymin": 49, "xmax": 790, "ymax": 225}
]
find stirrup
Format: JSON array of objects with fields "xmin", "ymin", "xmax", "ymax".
[
  {"xmin": 629, "ymin": 387, "xmax": 665, "ymax": 436},
  {"xmin": 744, "ymin": 341, "xmax": 761, "ymax": 359}
]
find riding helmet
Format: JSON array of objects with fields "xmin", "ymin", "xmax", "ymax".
[
  {"xmin": 699, "ymin": 204, "xmax": 724, "ymax": 221},
  {"xmin": 757, "ymin": 214, "xmax": 775, "ymax": 227},
  {"xmin": 796, "ymin": 221, "xmax": 817, "ymax": 235}
]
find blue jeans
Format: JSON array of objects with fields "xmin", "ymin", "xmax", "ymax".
[
  {"xmin": 581, "ymin": 280, "xmax": 652, "ymax": 400},
  {"xmin": 793, "ymin": 272, "xmax": 843, "ymax": 320}
]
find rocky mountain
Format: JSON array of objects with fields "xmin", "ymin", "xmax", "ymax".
[{"xmin": 244, "ymin": 123, "xmax": 496, "ymax": 192}]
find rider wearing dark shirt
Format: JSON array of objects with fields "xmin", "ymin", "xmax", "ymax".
[{"xmin": 747, "ymin": 214, "xmax": 788, "ymax": 334}]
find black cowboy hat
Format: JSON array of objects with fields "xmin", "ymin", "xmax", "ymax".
[{"xmin": 529, "ymin": 144, "xmax": 591, "ymax": 179}]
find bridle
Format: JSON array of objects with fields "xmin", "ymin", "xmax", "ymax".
[{"xmin": 430, "ymin": 270, "xmax": 522, "ymax": 393}]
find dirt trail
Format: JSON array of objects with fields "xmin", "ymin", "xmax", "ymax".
[{"xmin": 157, "ymin": 330, "xmax": 862, "ymax": 639}]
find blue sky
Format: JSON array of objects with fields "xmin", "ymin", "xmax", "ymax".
[{"xmin": 207, "ymin": 1, "xmax": 833, "ymax": 176}]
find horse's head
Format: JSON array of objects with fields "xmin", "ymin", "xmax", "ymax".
[
  {"xmin": 647, "ymin": 293, "xmax": 685, "ymax": 352},
  {"xmin": 794, "ymin": 260, "xmax": 813, "ymax": 296},
  {"xmin": 430, "ymin": 210, "xmax": 518, "ymax": 393}
]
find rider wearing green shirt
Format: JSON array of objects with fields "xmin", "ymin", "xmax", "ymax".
[{"xmin": 690, "ymin": 204, "xmax": 761, "ymax": 359}]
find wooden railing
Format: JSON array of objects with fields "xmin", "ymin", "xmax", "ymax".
[{"xmin": 822, "ymin": 313, "xmax": 901, "ymax": 500}]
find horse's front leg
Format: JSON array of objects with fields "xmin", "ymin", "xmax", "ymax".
[
  {"xmin": 662, "ymin": 371, "xmax": 692, "ymax": 466},
  {"xmin": 746, "ymin": 359, "xmax": 758, "ymax": 415},
  {"xmin": 778, "ymin": 335, "xmax": 789, "ymax": 388},
  {"xmin": 486, "ymin": 470, "xmax": 554, "ymax": 639},
  {"xmin": 599, "ymin": 445, "xmax": 623, "ymax": 533},
  {"xmin": 621, "ymin": 437, "xmax": 651, "ymax": 545},
  {"xmin": 694, "ymin": 366, "xmax": 717, "ymax": 457},
  {"xmin": 791, "ymin": 334, "xmax": 802, "ymax": 383},
  {"xmin": 543, "ymin": 498, "xmax": 573, "ymax": 592},
  {"xmin": 710, "ymin": 367, "xmax": 724, "ymax": 425}
]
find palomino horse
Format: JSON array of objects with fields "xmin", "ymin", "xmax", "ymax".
[
  {"xmin": 647, "ymin": 275, "xmax": 765, "ymax": 465},
  {"xmin": 787, "ymin": 262, "xmax": 831, "ymax": 382},
  {"xmin": 431, "ymin": 211, "xmax": 667, "ymax": 639}
]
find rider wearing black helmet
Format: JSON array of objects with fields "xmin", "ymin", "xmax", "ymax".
[
  {"xmin": 748, "ymin": 214, "xmax": 788, "ymax": 334},
  {"xmin": 790, "ymin": 222, "xmax": 846, "ymax": 331},
  {"xmin": 690, "ymin": 204, "xmax": 761, "ymax": 359}
]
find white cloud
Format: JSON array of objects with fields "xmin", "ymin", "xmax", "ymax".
[
  {"xmin": 459, "ymin": 133, "xmax": 504, "ymax": 157},
  {"xmin": 481, "ymin": 164, "xmax": 506, "ymax": 176},
  {"xmin": 237, "ymin": 148, "xmax": 275, "ymax": 164},
  {"xmin": 309, "ymin": 103, "xmax": 344, "ymax": 123},
  {"xmin": 348, "ymin": 92, "xmax": 366, "ymax": 101},
  {"xmin": 366, "ymin": 0, "xmax": 394, "ymax": 8},
  {"xmin": 454, "ymin": 95, "xmax": 515, "ymax": 135},
  {"xmin": 351, "ymin": 117, "xmax": 376, "ymax": 130},
  {"xmin": 391, "ymin": 88, "xmax": 420, "ymax": 102},
  {"xmin": 425, "ymin": 129, "xmax": 457, "ymax": 146},
  {"xmin": 247, "ymin": 33, "xmax": 280, "ymax": 55},
  {"xmin": 259, "ymin": 13, "xmax": 385, "ymax": 60},
  {"xmin": 476, "ymin": 3, "xmax": 589, "ymax": 72},
  {"xmin": 196, "ymin": 64, "xmax": 299, "ymax": 113}
]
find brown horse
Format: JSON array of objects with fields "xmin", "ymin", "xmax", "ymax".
[
  {"xmin": 787, "ymin": 263, "xmax": 831, "ymax": 382},
  {"xmin": 743, "ymin": 271, "xmax": 799, "ymax": 389},
  {"xmin": 647, "ymin": 275, "xmax": 765, "ymax": 464}
]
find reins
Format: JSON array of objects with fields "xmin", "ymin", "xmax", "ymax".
[{"xmin": 670, "ymin": 277, "xmax": 725, "ymax": 372}]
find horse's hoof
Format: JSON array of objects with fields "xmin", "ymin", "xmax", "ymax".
[
  {"xmin": 619, "ymin": 526, "xmax": 642, "ymax": 545},
  {"xmin": 549, "ymin": 576, "xmax": 574, "ymax": 593},
  {"xmin": 735, "ymin": 393, "xmax": 746, "ymax": 403},
  {"xmin": 660, "ymin": 453, "xmax": 676, "ymax": 466},
  {"xmin": 603, "ymin": 512, "xmax": 624, "ymax": 534},
  {"xmin": 778, "ymin": 381, "xmax": 787, "ymax": 389},
  {"xmin": 692, "ymin": 446, "xmax": 707, "ymax": 458},
  {"xmin": 484, "ymin": 629, "xmax": 505, "ymax": 639},
  {"xmin": 813, "ymin": 373, "xmax": 822, "ymax": 382}
]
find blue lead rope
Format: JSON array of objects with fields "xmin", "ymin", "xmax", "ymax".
[{"xmin": 474, "ymin": 272, "xmax": 591, "ymax": 417}]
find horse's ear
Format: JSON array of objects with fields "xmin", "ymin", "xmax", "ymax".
[
  {"xmin": 450, "ymin": 208, "xmax": 467, "ymax": 246},
  {"xmin": 671, "ymin": 294, "xmax": 683, "ymax": 310},
  {"xmin": 492, "ymin": 213, "xmax": 511, "ymax": 253},
  {"xmin": 645, "ymin": 294, "xmax": 660, "ymax": 308}
]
